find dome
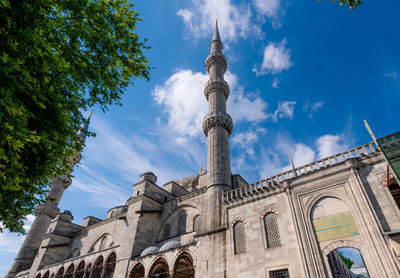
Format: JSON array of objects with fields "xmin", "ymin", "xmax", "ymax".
[
  {"xmin": 182, "ymin": 236, "xmax": 196, "ymax": 245},
  {"xmin": 159, "ymin": 240, "xmax": 181, "ymax": 252},
  {"xmin": 141, "ymin": 246, "xmax": 159, "ymax": 256},
  {"xmin": 61, "ymin": 210, "xmax": 72, "ymax": 215}
]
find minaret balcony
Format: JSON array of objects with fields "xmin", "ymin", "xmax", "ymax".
[
  {"xmin": 204, "ymin": 79, "xmax": 230, "ymax": 100},
  {"xmin": 205, "ymin": 53, "xmax": 227, "ymax": 73},
  {"xmin": 202, "ymin": 111, "xmax": 233, "ymax": 136}
]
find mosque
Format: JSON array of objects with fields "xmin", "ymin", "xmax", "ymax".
[{"xmin": 6, "ymin": 23, "xmax": 400, "ymax": 278}]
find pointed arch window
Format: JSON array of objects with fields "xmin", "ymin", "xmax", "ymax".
[
  {"xmin": 233, "ymin": 221, "xmax": 247, "ymax": 255},
  {"xmin": 264, "ymin": 212, "xmax": 281, "ymax": 248},
  {"xmin": 178, "ymin": 211, "xmax": 187, "ymax": 235},
  {"xmin": 76, "ymin": 261, "xmax": 85, "ymax": 278}
]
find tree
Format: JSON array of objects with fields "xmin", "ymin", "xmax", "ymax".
[
  {"xmin": 0, "ymin": 0, "xmax": 150, "ymax": 233},
  {"xmin": 338, "ymin": 251, "xmax": 354, "ymax": 269},
  {"xmin": 319, "ymin": 0, "xmax": 362, "ymax": 9}
]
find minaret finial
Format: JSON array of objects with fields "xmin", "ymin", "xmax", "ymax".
[
  {"xmin": 212, "ymin": 21, "xmax": 221, "ymax": 42},
  {"xmin": 289, "ymin": 152, "xmax": 297, "ymax": 177},
  {"xmin": 77, "ymin": 111, "xmax": 93, "ymax": 141}
]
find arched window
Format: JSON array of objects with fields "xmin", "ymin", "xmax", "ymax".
[
  {"xmin": 91, "ymin": 256, "xmax": 104, "ymax": 278},
  {"xmin": 193, "ymin": 215, "xmax": 200, "ymax": 232},
  {"xmin": 65, "ymin": 264, "xmax": 74, "ymax": 278},
  {"xmin": 100, "ymin": 237, "xmax": 108, "ymax": 250},
  {"xmin": 55, "ymin": 267, "xmax": 64, "ymax": 278},
  {"xmin": 75, "ymin": 261, "xmax": 85, "ymax": 278},
  {"xmin": 163, "ymin": 224, "xmax": 171, "ymax": 239},
  {"xmin": 264, "ymin": 212, "xmax": 281, "ymax": 248},
  {"xmin": 43, "ymin": 271, "xmax": 50, "ymax": 278},
  {"xmin": 129, "ymin": 263, "xmax": 145, "ymax": 278},
  {"xmin": 35, "ymin": 274, "xmax": 41, "ymax": 278},
  {"xmin": 149, "ymin": 258, "xmax": 170, "ymax": 278},
  {"xmin": 103, "ymin": 252, "xmax": 116, "ymax": 278},
  {"xmin": 85, "ymin": 263, "xmax": 92, "ymax": 277},
  {"xmin": 233, "ymin": 221, "xmax": 246, "ymax": 255},
  {"xmin": 173, "ymin": 253, "xmax": 194, "ymax": 278},
  {"xmin": 178, "ymin": 211, "xmax": 187, "ymax": 235}
]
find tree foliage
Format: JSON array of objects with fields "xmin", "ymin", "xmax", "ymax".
[
  {"xmin": 319, "ymin": 0, "xmax": 362, "ymax": 9},
  {"xmin": 0, "ymin": 0, "xmax": 150, "ymax": 233},
  {"xmin": 338, "ymin": 251, "xmax": 354, "ymax": 269}
]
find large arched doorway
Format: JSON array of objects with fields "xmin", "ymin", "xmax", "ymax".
[
  {"xmin": 173, "ymin": 253, "xmax": 194, "ymax": 278},
  {"xmin": 328, "ymin": 247, "xmax": 369, "ymax": 278},
  {"xmin": 149, "ymin": 258, "xmax": 170, "ymax": 278},
  {"xmin": 103, "ymin": 252, "xmax": 117, "ymax": 278},
  {"xmin": 129, "ymin": 263, "xmax": 145, "ymax": 278}
]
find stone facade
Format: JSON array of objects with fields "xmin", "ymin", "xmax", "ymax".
[{"xmin": 7, "ymin": 25, "xmax": 400, "ymax": 278}]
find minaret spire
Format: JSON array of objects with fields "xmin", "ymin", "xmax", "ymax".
[
  {"xmin": 200, "ymin": 22, "xmax": 233, "ymax": 233},
  {"xmin": 6, "ymin": 113, "xmax": 92, "ymax": 278}
]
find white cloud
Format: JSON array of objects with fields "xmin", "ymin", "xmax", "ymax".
[
  {"xmin": 232, "ymin": 129, "xmax": 265, "ymax": 156},
  {"xmin": 253, "ymin": 0, "xmax": 282, "ymax": 28},
  {"xmin": 272, "ymin": 77, "xmax": 280, "ymax": 88},
  {"xmin": 303, "ymin": 101, "xmax": 323, "ymax": 118},
  {"xmin": 177, "ymin": 0, "xmax": 260, "ymax": 42},
  {"xmin": 269, "ymin": 101, "xmax": 296, "ymax": 121},
  {"xmin": 254, "ymin": 39, "xmax": 292, "ymax": 76},
  {"xmin": 153, "ymin": 70, "xmax": 208, "ymax": 137},
  {"xmin": 316, "ymin": 134, "xmax": 350, "ymax": 159},
  {"xmin": 152, "ymin": 69, "xmax": 269, "ymax": 137},
  {"xmin": 253, "ymin": 0, "xmax": 281, "ymax": 18}
]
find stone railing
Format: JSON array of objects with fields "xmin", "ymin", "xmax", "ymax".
[{"xmin": 224, "ymin": 139, "xmax": 391, "ymax": 204}]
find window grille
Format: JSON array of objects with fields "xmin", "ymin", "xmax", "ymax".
[
  {"xmin": 178, "ymin": 211, "xmax": 187, "ymax": 235},
  {"xmin": 270, "ymin": 269, "xmax": 289, "ymax": 278},
  {"xmin": 264, "ymin": 212, "xmax": 281, "ymax": 248},
  {"xmin": 193, "ymin": 215, "xmax": 200, "ymax": 231},
  {"xmin": 233, "ymin": 221, "xmax": 247, "ymax": 255}
]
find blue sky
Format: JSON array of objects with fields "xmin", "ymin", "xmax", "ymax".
[{"xmin": 1, "ymin": 0, "xmax": 400, "ymax": 275}]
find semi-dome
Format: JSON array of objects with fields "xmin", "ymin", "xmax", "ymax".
[
  {"xmin": 159, "ymin": 240, "xmax": 181, "ymax": 252},
  {"xmin": 182, "ymin": 236, "xmax": 196, "ymax": 245},
  {"xmin": 141, "ymin": 246, "xmax": 159, "ymax": 256}
]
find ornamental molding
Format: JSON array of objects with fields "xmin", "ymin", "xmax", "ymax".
[
  {"xmin": 205, "ymin": 53, "xmax": 227, "ymax": 73},
  {"xmin": 35, "ymin": 202, "xmax": 60, "ymax": 218},
  {"xmin": 202, "ymin": 112, "xmax": 233, "ymax": 136},
  {"xmin": 204, "ymin": 79, "xmax": 230, "ymax": 100}
]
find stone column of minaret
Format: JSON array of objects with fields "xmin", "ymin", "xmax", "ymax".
[
  {"xmin": 6, "ymin": 113, "xmax": 92, "ymax": 278},
  {"xmin": 200, "ymin": 21, "xmax": 233, "ymax": 233}
]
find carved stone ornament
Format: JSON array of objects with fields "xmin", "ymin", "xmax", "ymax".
[
  {"xmin": 204, "ymin": 79, "xmax": 230, "ymax": 100},
  {"xmin": 202, "ymin": 112, "xmax": 233, "ymax": 136},
  {"xmin": 35, "ymin": 202, "xmax": 60, "ymax": 218},
  {"xmin": 51, "ymin": 174, "xmax": 72, "ymax": 189},
  {"xmin": 205, "ymin": 53, "xmax": 227, "ymax": 73}
]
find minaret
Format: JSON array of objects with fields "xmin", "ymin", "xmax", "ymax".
[
  {"xmin": 200, "ymin": 21, "xmax": 233, "ymax": 232},
  {"xmin": 6, "ymin": 113, "xmax": 92, "ymax": 278}
]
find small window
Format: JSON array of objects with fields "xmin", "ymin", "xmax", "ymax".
[
  {"xmin": 264, "ymin": 212, "xmax": 281, "ymax": 248},
  {"xmin": 178, "ymin": 211, "xmax": 187, "ymax": 235},
  {"xmin": 270, "ymin": 269, "xmax": 289, "ymax": 278},
  {"xmin": 137, "ymin": 190, "xmax": 140, "ymax": 196},
  {"xmin": 193, "ymin": 215, "xmax": 200, "ymax": 232},
  {"xmin": 110, "ymin": 211, "xmax": 114, "ymax": 218},
  {"xmin": 233, "ymin": 221, "xmax": 246, "ymax": 255}
]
